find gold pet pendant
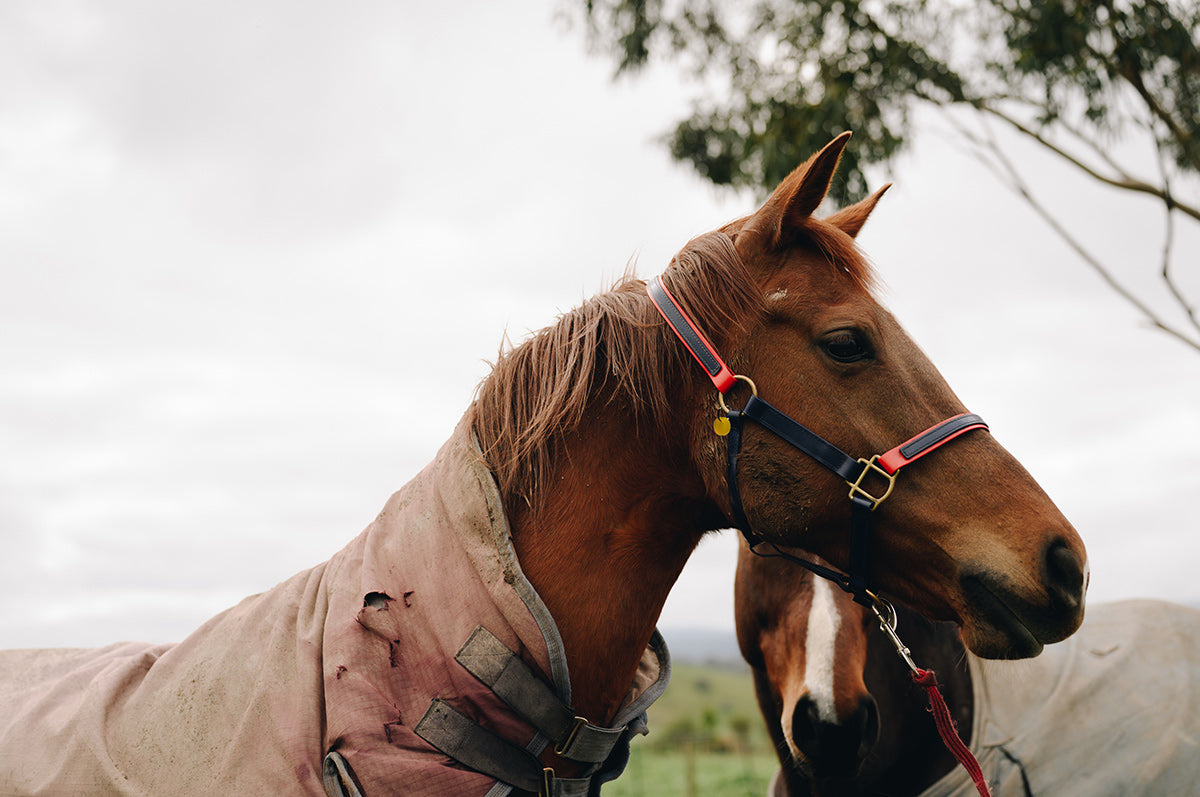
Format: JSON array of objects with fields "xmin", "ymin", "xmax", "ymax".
[{"xmin": 713, "ymin": 416, "xmax": 731, "ymax": 436}]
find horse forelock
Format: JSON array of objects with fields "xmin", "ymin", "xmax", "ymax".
[
  {"xmin": 798, "ymin": 216, "xmax": 878, "ymax": 294},
  {"xmin": 726, "ymin": 209, "xmax": 879, "ymax": 295},
  {"xmin": 473, "ymin": 231, "xmax": 765, "ymax": 513}
]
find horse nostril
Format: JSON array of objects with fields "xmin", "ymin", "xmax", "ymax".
[
  {"xmin": 789, "ymin": 695, "xmax": 877, "ymax": 778},
  {"xmin": 855, "ymin": 695, "xmax": 879, "ymax": 759},
  {"xmin": 790, "ymin": 695, "xmax": 822, "ymax": 757},
  {"xmin": 1045, "ymin": 540, "xmax": 1085, "ymax": 610}
]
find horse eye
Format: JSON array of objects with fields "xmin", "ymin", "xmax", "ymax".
[{"xmin": 821, "ymin": 330, "xmax": 874, "ymax": 363}]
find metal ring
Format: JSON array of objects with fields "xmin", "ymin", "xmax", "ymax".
[
  {"xmin": 864, "ymin": 589, "xmax": 896, "ymax": 629},
  {"xmin": 717, "ymin": 374, "xmax": 758, "ymax": 414}
]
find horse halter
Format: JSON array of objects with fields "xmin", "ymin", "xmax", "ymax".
[{"xmin": 646, "ymin": 275, "xmax": 989, "ymax": 607}]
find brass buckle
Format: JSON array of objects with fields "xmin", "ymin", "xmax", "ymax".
[
  {"xmin": 846, "ymin": 455, "xmax": 896, "ymax": 509},
  {"xmin": 541, "ymin": 767, "xmax": 555, "ymax": 797},
  {"xmin": 554, "ymin": 716, "xmax": 588, "ymax": 756}
]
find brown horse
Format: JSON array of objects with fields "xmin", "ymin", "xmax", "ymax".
[
  {"xmin": 736, "ymin": 545, "xmax": 973, "ymax": 795},
  {"xmin": 0, "ymin": 133, "xmax": 1085, "ymax": 796},
  {"xmin": 737, "ymin": 545, "xmax": 1200, "ymax": 796}
]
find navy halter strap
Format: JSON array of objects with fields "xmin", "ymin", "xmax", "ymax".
[{"xmin": 646, "ymin": 275, "xmax": 989, "ymax": 606}]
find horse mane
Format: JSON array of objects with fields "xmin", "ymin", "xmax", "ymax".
[
  {"xmin": 473, "ymin": 217, "xmax": 875, "ymax": 512},
  {"xmin": 473, "ymin": 231, "xmax": 764, "ymax": 511}
]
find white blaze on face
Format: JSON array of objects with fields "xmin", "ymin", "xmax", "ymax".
[{"xmin": 802, "ymin": 576, "xmax": 840, "ymax": 723}]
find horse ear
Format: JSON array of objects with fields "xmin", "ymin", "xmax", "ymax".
[
  {"xmin": 824, "ymin": 183, "xmax": 892, "ymax": 238},
  {"xmin": 772, "ymin": 132, "xmax": 849, "ymax": 240},
  {"xmin": 750, "ymin": 132, "xmax": 852, "ymax": 249}
]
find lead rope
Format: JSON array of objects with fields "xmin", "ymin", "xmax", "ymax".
[{"xmin": 870, "ymin": 600, "xmax": 991, "ymax": 797}]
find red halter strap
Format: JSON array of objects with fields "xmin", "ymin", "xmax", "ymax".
[
  {"xmin": 646, "ymin": 275, "xmax": 737, "ymax": 392},
  {"xmin": 878, "ymin": 414, "xmax": 990, "ymax": 475}
]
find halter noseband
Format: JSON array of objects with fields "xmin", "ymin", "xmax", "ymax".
[{"xmin": 647, "ymin": 275, "xmax": 988, "ymax": 606}]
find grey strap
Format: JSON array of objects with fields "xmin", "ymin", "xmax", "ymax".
[
  {"xmin": 415, "ymin": 698, "xmax": 593, "ymax": 797},
  {"xmin": 322, "ymin": 751, "xmax": 364, "ymax": 797},
  {"xmin": 455, "ymin": 626, "xmax": 626, "ymax": 764}
]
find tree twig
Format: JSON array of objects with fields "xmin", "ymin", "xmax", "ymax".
[
  {"xmin": 1152, "ymin": 130, "xmax": 1200, "ymax": 339},
  {"xmin": 955, "ymin": 111, "xmax": 1200, "ymax": 354},
  {"xmin": 976, "ymin": 102, "xmax": 1200, "ymax": 223}
]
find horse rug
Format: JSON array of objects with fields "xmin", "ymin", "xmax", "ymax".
[
  {"xmin": 0, "ymin": 413, "xmax": 670, "ymax": 796},
  {"xmin": 921, "ymin": 599, "xmax": 1200, "ymax": 796}
]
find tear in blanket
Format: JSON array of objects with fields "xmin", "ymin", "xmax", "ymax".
[
  {"xmin": 921, "ymin": 599, "xmax": 1200, "ymax": 796},
  {"xmin": 0, "ymin": 414, "xmax": 669, "ymax": 796}
]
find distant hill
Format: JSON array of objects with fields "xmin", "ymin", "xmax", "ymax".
[{"xmin": 658, "ymin": 626, "xmax": 744, "ymax": 667}]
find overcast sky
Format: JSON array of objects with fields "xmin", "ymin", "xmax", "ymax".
[{"xmin": 2, "ymin": 1, "xmax": 1198, "ymax": 649}]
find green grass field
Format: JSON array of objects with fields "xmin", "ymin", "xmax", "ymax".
[
  {"xmin": 602, "ymin": 747, "xmax": 778, "ymax": 797},
  {"xmin": 599, "ymin": 662, "xmax": 781, "ymax": 796}
]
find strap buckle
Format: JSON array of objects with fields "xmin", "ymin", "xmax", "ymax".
[
  {"xmin": 540, "ymin": 767, "xmax": 556, "ymax": 797},
  {"xmin": 847, "ymin": 455, "xmax": 896, "ymax": 509},
  {"xmin": 554, "ymin": 716, "xmax": 588, "ymax": 757}
]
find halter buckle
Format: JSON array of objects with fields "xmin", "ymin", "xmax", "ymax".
[{"xmin": 847, "ymin": 455, "xmax": 896, "ymax": 509}]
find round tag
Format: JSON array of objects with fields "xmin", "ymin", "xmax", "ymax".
[{"xmin": 713, "ymin": 416, "xmax": 731, "ymax": 436}]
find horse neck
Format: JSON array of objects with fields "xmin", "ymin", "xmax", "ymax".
[{"xmin": 507, "ymin": 412, "xmax": 722, "ymax": 725}]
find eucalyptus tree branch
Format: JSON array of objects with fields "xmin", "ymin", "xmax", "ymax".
[
  {"xmin": 1092, "ymin": 0, "xmax": 1196, "ymax": 162},
  {"xmin": 976, "ymin": 101, "xmax": 1200, "ymax": 223},
  {"xmin": 951, "ymin": 112, "xmax": 1200, "ymax": 354},
  {"xmin": 1152, "ymin": 136, "xmax": 1200, "ymax": 339}
]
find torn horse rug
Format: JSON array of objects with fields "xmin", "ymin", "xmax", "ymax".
[{"xmin": 0, "ymin": 415, "xmax": 670, "ymax": 796}]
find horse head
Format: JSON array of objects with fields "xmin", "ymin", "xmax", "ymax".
[
  {"xmin": 736, "ymin": 543, "xmax": 972, "ymax": 792},
  {"xmin": 474, "ymin": 131, "xmax": 1085, "ymax": 744},
  {"xmin": 681, "ymin": 132, "xmax": 1087, "ymax": 660},
  {"xmin": 735, "ymin": 542, "xmax": 880, "ymax": 781}
]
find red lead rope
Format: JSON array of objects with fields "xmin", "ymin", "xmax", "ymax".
[
  {"xmin": 870, "ymin": 601, "xmax": 991, "ymax": 797},
  {"xmin": 912, "ymin": 668, "xmax": 991, "ymax": 797}
]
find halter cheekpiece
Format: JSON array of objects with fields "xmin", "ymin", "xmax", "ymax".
[{"xmin": 647, "ymin": 274, "xmax": 989, "ymax": 607}]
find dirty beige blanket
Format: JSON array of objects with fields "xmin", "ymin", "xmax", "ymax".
[
  {"xmin": 0, "ymin": 414, "xmax": 666, "ymax": 796},
  {"xmin": 921, "ymin": 599, "xmax": 1200, "ymax": 796}
]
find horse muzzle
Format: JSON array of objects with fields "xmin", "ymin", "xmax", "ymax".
[
  {"xmin": 787, "ymin": 693, "xmax": 879, "ymax": 779},
  {"xmin": 959, "ymin": 537, "xmax": 1088, "ymax": 659}
]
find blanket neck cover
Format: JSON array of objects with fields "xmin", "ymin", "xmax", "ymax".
[{"xmin": 0, "ymin": 414, "xmax": 670, "ymax": 796}]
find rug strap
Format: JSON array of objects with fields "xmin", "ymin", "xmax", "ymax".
[
  {"xmin": 455, "ymin": 626, "xmax": 628, "ymax": 764},
  {"xmin": 415, "ymin": 698, "xmax": 593, "ymax": 797}
]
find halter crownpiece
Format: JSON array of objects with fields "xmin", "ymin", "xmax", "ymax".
[{"xmin": 646, "ymin": 275, "xmax": 989, "ymax": 604}]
